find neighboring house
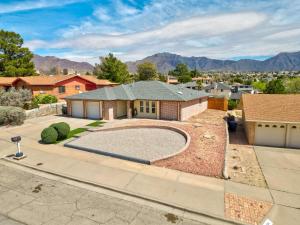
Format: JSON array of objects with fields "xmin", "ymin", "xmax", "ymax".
[
  {"xmin": 204, "ymin": 82, "xmax": 232, "ymax": 98},
  {"xmin": 0, "ymin": 75, "xmax": 117, "ymax": 99},
  {"xmin": 166, "ymin": 76, "xmax": 179, "ymax": 84},
  {"xmin": 192, "ymin": 77, "xmax": 212, "ymax": 85},
  {"xmin": 65, "ymin": 81, "xmax": 209, "ymax": 121},
  {"xmin": 177, "ymin": 81, "xmax": 202, "ymax": 90},
  {"xmin": 241, "ymin": 94, "xmax": 300, "ymax": 148},
  {"xmin": 231, "ymin": 84, "xmax": 255, "ymax": 94}
]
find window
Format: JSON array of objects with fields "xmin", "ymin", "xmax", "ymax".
[
  {"xmin": 221, "ymin": 89, "xmax": 223, "ymax": 92},
  {"xmin": 75, "ymin": 85, "xmax": 80, "ymax": 90},
  {"xmin": 292, "ymin": 126, "xmax": 297, "ymax": 129},
  {"xmin": 146, "ymin": 101, "xmax": 150, "ymax": 113},
  {"xmin": 151, "ymin": 101, "xmax": 156, "ymax": 113},
  {"xmin": 140, "ymin": 101, "xmax": 144, "ymax": 112},
  {"xmin": 280, "ymin": 125, "xmax": 285, "ymax": 128},
  {"xmin": 258, "ymin": 124, "xmax": 262, "ymax": 127},
  {"xmin": 58, "ymin": 86, "xmax": 65, "ymax": 93},
  {"xmin": 272, "ymin": 125, "xmax": 277, "ymax": 128},
  {"xmin": 265, "ymin": 124, "xmax": 270, "ymax": 128}
]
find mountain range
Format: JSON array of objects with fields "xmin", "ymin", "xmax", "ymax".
[
  {"xmin": 33, "ymin": 51, "xmax": 300, "ymax": 74},
  {"xmin": 33, "ymin": 55, "xmax": 94, "ymax": 74}
]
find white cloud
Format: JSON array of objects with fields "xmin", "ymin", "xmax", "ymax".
[
  {"xmin": 264, "ymin": 28, "xmax": 300, "ymax": 40},
  {"xmin": 0, "ymin": 0, "xmax": 83, "ymax": 14},
  {"xmin": 93, "ymin": 8, "xmax": 111, "ymax": 21},
  {"xmin": 50, "ymin": 12, "xmax": 266, "ymax": 50},
  {"xmin": 115, "ymin": 0, "xmax": 140, "ymax": 16}
]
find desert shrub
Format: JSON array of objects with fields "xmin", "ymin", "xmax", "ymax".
[
  {"xmin": 50, "ymin": 122, "xmax": 70, "ymax": 140},
  {"xmin": 41, "ymin": 127, "xmax": 58, "ymax": 144},
  {"xmin": 33, "ymin": 94, "xmax": 58, "ymax": 104},
  {"xmin": 0, "ymin": 106, "xmax": 25, "ymax": 126},
  {"xmin": 228, "ymin": 99, "xmax": 238, "ymax": 110},
  {"xmin": 0, "ymin": 87, "xmax": 32, "ymax": 108}
]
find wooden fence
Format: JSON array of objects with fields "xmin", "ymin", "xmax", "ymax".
[{"xmin": 208, "ymin": 97, "xmax": 228, "ymax": 111}]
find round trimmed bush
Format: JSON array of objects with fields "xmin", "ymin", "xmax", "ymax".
[
  {"xmin": 41, "ymin": 127, "xmax": 58, "ymax": 144},
  {"xmin": 50, "ymin": 122, "xmax": 70, "ymax": 140}
]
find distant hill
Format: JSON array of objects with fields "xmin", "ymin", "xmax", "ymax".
[
  {"xmin": 33, "ymin": 55, "xmax": 94, "ymax": 74},
  {"xmin": 126, "ymin": 51, "xmax": 300, "ymax": 73}
]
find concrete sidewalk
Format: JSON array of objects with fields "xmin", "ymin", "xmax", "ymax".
[{"xmin": 0, "ymin": 133, "xmax": 275, "ymax": 225}]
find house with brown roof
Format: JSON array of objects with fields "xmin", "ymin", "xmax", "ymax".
[
  {"xmin": 241, "ymin": 94, "xmax": 300, "ymax": 148},
  {"xmin": 0, "ymin": 75, "xmax": 117, "ymax": 99}
]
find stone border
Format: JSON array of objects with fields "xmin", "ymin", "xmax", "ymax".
[
  {"xmin": 223, "ymin": 120, "xmax": 230, "ymax": 179},
  {"xmin": 65, "ymin": 125, "xmax": 191, "ymax": 164}
]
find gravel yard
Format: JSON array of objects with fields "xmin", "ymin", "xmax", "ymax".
[
  {"xmin": 65, "ymin": 127, "xmax": 187, "ymax": 164},
  {"xmin": 115, "ymin": 109, "xmax": 227, "ymax": 177}
]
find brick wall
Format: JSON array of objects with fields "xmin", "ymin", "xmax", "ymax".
[
  {"xmin": 180, "ymin": 98, "xmax": 208, "ymax": 121},
  {"xmin": 160, "ymin": 101, "xmax": 178, "ymax": 120}
]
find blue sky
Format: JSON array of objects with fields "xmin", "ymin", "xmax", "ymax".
[{"xmin": 1, "ymin": 0, "xmax": 300, "ymax": 64}]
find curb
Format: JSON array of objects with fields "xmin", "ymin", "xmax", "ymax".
[{"xmin": 1, "ymin": 158, "xmax": 246, "ymax": 225}]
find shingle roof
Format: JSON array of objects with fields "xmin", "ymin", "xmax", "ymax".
[
  {"xmin": 0, "ymin": 77, "xmax": 16, "ymax": 85},
  {"xmin": 177, "ymin": 81, "xmax": 198, "ymax": 88},
  {"xmin": 0, "ymin": 75, "xmax": 117, "ymax": 86},
  {"xmin": 242, "ymin": 94, "xmax": 300, "ymax": 123},
  {"xmin": 65, "ymin": 80, "xmax": 208, "ymax": 101},
  {"xmin": 204, "ymin": 82, "xmax": 231, "ymax": 90}
]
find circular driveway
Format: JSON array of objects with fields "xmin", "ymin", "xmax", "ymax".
[{"xmin": 65, "ymin": 127, "xmax": 187, "ymax": 164}]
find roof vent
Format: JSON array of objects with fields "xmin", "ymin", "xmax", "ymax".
[{"xmin": 177, "ymin": 91, "xmax": 183, "ymax": 95}]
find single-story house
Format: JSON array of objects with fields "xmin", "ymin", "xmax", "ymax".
[
  {"xmin": 65, "ymin": 81, "xmax": 209, "ymax": 121},
  {"xmin": 204, "ymin": 82, "xmax": 232, "ymax": 97},
  {"xmin": 0, "ymin": 75, "xmax": 117, "ymax": 99},
  {"xmin": 241, "ymin": 94, "xmax": 300, "ymax": 148},
  {"xmin": 177, "ymin": 81, "xmax": 202, "ymax": 90}
]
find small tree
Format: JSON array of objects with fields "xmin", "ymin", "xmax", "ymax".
[
  {"xmin": 190, "ymin": 68, "xmax": 200, "ymax": 78},
  {"xmin": 286, "ymin": 78, "xmax": 300, "ymax": 93},
  {"xmin": 137, "ymin": 62, "xmax": 158, "ymax": 81},
  {"xmin": 0, "ymin": 29, "xmax": 35, "ymax": 77},
  {"xmin": 252, "ymin": 81, "xmax": 266, "ymax": 92},
  {"xmin": 264, "ymin": 79, "xmax": 285, "ymax": 94},
  {"xmin": 169, "ymin": 63, "xmax": 192, "ymax": 83},
  {"xmin": 93, "ymin": 53, "xmax": 130, "ymax": 83}
]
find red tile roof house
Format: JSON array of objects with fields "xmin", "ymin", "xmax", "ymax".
[
  {"xmin": 65, "ymin": 81, "xmax": 209, "ymax": 121},
  {"xmin": 241, "ymin": 94, "xmax": 300, "ymax": 148},
  {"xmin": 0, "ymin": 75, "xmax": 117, "ymax": 99}
]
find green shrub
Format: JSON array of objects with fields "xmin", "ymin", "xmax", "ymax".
[
  {"xmin": 228, "ymin": 99, "xmax": 238, "ymax": 110},
  {"xmin": 0, "ymin": 106, "xmax": 26, "ymax": 126},
  {"xmin": 50, "ymin": 122, "xmax": 70, "ymax": 140},
  {"xmin": 23, "ymin": 101, "xmax": 39, "ymax": 110},
  {"xmin": 33, "ymin": 94, "xmax": 58, "ymax": 104},
  {"xmin": 41, "ymin": 127, "xmax": 58, "ymax": 144}
]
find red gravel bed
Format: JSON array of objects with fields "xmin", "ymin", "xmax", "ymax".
[{"xmin": 119, "ymin": 109, "xmax": 227, "ymax": 178}]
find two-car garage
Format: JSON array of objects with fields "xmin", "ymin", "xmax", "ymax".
[
  {"xmin": 71, "ymin": 100, "xmax": 102, "ymax": 119},
  {"xmin": 241, "ymin": 94, "xmax": 300, "ymax": 149},
  {"xmin": 254, "ymin": 123, "xmax": 300, "ymax": 148}
]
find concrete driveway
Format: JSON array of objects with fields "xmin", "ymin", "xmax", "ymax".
[
  {"xmin": 0, "ymin": 115, "xmax": 94, "ymax": 142},
  {"xmin": 254, "ymin": 146, "xmax": 300, "ymax": 225}
]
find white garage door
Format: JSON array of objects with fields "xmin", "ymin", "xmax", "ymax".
[
  {"xmin": 255, "ymin": 123, "xmax": 286, "ymax": 147},
  {"xmin": 87, "ymin": 101, "xmax": 101, "ymax": 119},
  {"xmin": 287, "ymin": 124, "xmax": 300, "ymax": 149},
  {"xmin": 71, "ymin": 101, "xmax": 84, "ymax": 118}
]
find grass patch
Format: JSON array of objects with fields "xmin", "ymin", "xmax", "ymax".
[
  {"xmin": 67, "ymin": 128, "xmax": 88, "ymax": 138},
  {"xmin": 56, "ymin": 128, "xmax": 87, "ymax": 143},
  {"xmin": 86, "ymin": 120, "xmax": 105, "ymax": 127}
]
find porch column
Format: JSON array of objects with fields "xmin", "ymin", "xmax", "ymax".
[{"xmin": 127, "ymin": 101, "xmax": 132, "ymax": 119}]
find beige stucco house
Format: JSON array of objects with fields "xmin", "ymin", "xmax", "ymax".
[{"xmin": 241, "ymin": 94, "xmax": 300, "ymax": 148}]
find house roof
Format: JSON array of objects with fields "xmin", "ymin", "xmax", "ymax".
[
  {"xmin": 177, "ymin": 81, "xmax": 198, "ymax": 88},
  {"xmin": 204, "ymin": 82, "xmax": 231, "ymax": 91},
  {"xmin": 0, "ymin": 77, "xmax": 16, "ymax": 85},
  {"xmin": 242, "ymin": 94, "xmax": 300, "ymax": 123},
  {"xmin": 65, "ymin": 80, "xmax": 209, "ymax": 101},
  {"xmin": 0, "ymin": 75, "xmax": 117, "ymax": 86}
]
